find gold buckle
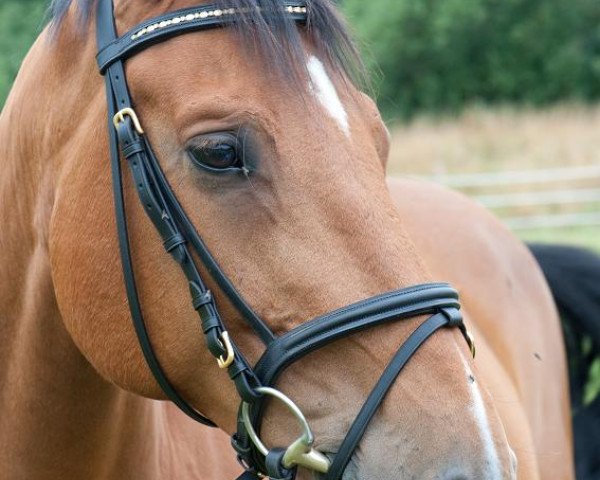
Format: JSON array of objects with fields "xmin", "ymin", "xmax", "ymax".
[
  {"xmin": 217, "ymin": 331, "xmax": 235, "ymax": 369},
  {"xmin": 113, "ymin": 107, "xmax": 144, "ymax": 135}
]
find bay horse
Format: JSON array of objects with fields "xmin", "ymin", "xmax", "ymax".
[{"xmin": 0, "ymin": 0, "xmax": 582, "ymax": 478}]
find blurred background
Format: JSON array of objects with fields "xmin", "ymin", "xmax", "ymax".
[{"xmin": 1, "ymin": 0, "xmax": 598, "ymax": 401}]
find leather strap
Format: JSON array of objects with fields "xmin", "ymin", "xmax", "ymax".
[
  {"xmin": 98, "ymin": 0, "xmax": 218, "ymax": 426},
  {"xmin": 97, "ymin": 1, "xmax": 308, "ymax": 72},
  {"xmin": 97, "ymin": 0, "xmax": 280, "ymax": 346},
  {"xmin": 103, "ymin": 85, "xmax": 216, "ymax": 425},
  {"xmin": 141, "ymin": 135, "xmax": 275, "ymax": 345},
  {"xmin": 255, "ymin": 283, "xmax": 459, "ymax": 385},
  {"xmin": 323, "ymin": 310, "xmax": 457, "ymax": 479}
]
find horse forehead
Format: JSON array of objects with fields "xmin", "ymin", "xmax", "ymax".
[
  {"xmin": 114, "ymin": 0, "xmax": 216, "ymax": 32},
  {"xmin": 307, "ymin": 55, "xmax": 350, "ymax": 137}
]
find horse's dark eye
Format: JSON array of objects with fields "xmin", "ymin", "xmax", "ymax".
[{"xmin": 187, "ymin": 133, "xmax": 242, "ymax": 172}]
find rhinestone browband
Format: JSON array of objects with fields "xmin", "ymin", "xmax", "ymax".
[{"xmin": 131, "ymin": 5, "xmax": 308, "ymax": 41}]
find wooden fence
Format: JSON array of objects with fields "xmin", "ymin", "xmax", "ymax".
[{"xmin": 422, "ymin": 165, "xmax": 600, "ymax": 230}]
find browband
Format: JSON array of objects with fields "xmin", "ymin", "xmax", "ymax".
[{"xmin": 97, "ymin": 1, "xmax": 308, "ymax": 72}]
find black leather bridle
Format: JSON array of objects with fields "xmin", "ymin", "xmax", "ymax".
[{"xmin": 96, "ymin": 1, "xmax": 475, "ymax": 479}]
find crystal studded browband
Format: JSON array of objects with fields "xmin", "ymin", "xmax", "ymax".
[
  {"xmin": 131, "ymin": 5, "xmax": 308, "ymax": 41},
  {"xmin": 96, "ymin": 2, "xmax": 309, "ymax": 73},
  {"xmin": 131, "ymin": 5, "xmax": 306, "ymax": 40}
]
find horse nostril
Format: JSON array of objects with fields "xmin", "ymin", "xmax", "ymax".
[{"xmin": 441, "ymin": 471, "xmax": 469, "ymax": 480}]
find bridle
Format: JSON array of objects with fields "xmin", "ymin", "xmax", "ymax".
[{"xmin": 95, "ymin": 1, "xmax": 476, "ymax": 479}]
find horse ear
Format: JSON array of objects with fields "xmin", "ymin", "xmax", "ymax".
[{"xmin": 358, "ymin": 91, "xmax": 390, "ymax": 169}]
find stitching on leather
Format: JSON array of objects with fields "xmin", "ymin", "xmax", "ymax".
[
  {"xmin": 259, "ymin": 300, "xmax": 460, "ymax": 383},
  {"xmin": 279, "ymin": 283, "xmax": 454, "ymax": 341}
]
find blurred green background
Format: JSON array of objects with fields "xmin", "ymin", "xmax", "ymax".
[
  {"xmin": 0, "ymin": 0, "xmax": 47, "ymax": 108},
  {"xmin": 345, "ymin": 0, "xmax": 600, "ymax": 119}
]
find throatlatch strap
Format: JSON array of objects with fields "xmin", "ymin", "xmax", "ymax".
[{"xmin": 98, "ymin": 0, "xmax": 217, "ymax": 427}]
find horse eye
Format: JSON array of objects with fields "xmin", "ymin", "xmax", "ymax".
[{"xmin": 187, "ymin": 134, "xmax": 243, "ymax": 172}]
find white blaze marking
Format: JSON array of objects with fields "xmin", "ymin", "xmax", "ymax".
[
  {"xmin": 458, "ymin": 347, "xmax": 503, "ymax": 480},
  {"xmin": 509, "ymin": 446, "xmax": 518, "ymax": 478},
  {"xmin": 307, "ymin": 56, "xmax": 350, "ymax": 137}
]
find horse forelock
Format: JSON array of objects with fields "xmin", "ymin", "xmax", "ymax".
[{"xmin": 49, "ymin": 0, "xmax": 365, "ymax": 89}]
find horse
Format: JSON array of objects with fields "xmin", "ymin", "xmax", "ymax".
[
  {"xmin": 529, "ymin": 243, "xmax": 600, "ymax": 480},
  {"xmin": 0, "ymin": 0, "xmax": 584, "ymax": 478}
]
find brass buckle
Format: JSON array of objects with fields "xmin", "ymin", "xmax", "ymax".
[
  {"xmin": 217, "ymin": 331, "xmax": 235, "ymax": 369},
  {"xmin": 241, "ymin": 387, "xmax": 330, "ymax": 474},
  {"xmin": 113, "ymin": 107, "xmax": 144, "ymax": 135}
]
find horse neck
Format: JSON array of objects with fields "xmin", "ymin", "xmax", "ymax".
[{"xmin": 0, "ymin": 19, "xmax": 167, "ymax": 479}]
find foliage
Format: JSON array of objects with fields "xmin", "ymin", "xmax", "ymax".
[
  {"xmin": 586, "ymin": 357, "xmax": 600, "ymax": 405},
  {"xmin": 342, "ymin": 0, "xmax": 600, "ymax": 119},
  {"xmin": 0, "ymin": 0, "xmax": 47, "ymax": 107}
]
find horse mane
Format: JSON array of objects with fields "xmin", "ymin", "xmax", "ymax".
[{"xmin": 49, "ymin": 0, "xmax": 364, "ymax": 85}]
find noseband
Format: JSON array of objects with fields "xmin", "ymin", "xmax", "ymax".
[{"xmin": 96, "ymin": 1, "xmax": 475, "ymax": 478}]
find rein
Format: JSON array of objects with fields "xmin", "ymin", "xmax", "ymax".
[{"xmin": 95, "ymin": 1, "xmax": 475, "ymax": 478}]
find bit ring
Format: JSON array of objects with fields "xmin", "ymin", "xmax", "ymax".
[{"xmin": 241, "ymin": 387, "xmax": 330, "ymax": 474}]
